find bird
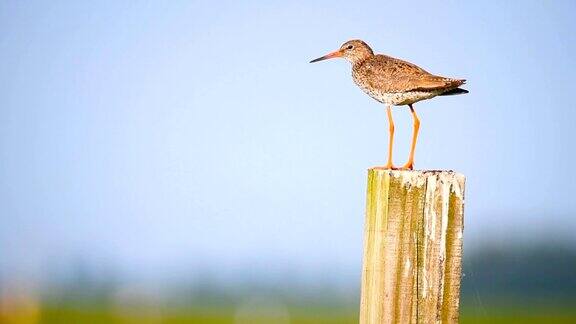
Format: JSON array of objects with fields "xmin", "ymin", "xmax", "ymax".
[{"xmin": 310, "ymin": 39, "xmax": 467, "ymax": 170}]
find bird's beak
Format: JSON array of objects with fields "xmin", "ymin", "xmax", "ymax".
[{"xmin": 309, "ymin": 50, "xmax": 343, "ymax": 63}]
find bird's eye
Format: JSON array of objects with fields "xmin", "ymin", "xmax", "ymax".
[{"xmin": 346, "ymin": 45, "xmax": 354, "ymax": 50}]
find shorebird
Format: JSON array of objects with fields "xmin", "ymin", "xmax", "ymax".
[{"xmin": 310, "ymin": 40, "xmax": 467, "ymax": 170}]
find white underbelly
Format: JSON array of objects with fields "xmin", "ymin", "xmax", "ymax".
[{"xmin": 361, "ymin": 87, "xmax": 441, "ymax": 106}]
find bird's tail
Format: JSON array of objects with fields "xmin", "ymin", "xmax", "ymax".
[{"xmin": 440, "ymin": 87, "xmax": 469, "ymax": 96}]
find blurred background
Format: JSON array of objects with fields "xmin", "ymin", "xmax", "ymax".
[{"xmin": 1, "ymin": 1, "xmax": 575, "ymax": 323}]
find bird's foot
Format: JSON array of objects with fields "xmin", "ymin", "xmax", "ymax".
[
  {"xmin": 372, "ymin": 163, "xmax": 398, "ymax": 170},
  {"xmin": 397, "ymin": 162, "xmax": 414, "ymax": 171}
]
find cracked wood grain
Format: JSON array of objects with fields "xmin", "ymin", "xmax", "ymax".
[{"xmin": 359, "ymin": 169, "xmax": 465, "ymax": 324}]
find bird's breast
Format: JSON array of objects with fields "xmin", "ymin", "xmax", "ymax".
[{"xmin": 352, "ymin": 70, "xmax": 389, "ymax": 104}]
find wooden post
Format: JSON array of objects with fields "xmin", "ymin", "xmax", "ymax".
[{"xmin": 359, "ymin": 169, "xmax": 465, "ymax": 324}]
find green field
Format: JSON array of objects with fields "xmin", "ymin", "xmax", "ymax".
[{"xmin": 3, "ymin": 305, "xmax": 572, "ymax": 324}]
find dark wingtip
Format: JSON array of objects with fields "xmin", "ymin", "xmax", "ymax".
[{"xmin": 440, "ymin": 88, "xmax": 469, "ymax": 96}]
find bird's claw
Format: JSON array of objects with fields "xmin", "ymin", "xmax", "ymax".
[
  {"xmin": 372, "ymin": 163, "xmax": 414, "ymax": 171},
  {"xmin": 398, "ymin": 163, "xmax": 414, "ymax": 171},
  {"xmin": 372, "ymin": 164, "xmax": 399, "ymax": 170}
]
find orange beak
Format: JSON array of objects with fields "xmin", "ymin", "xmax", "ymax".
[{"xmin": 309, "ymin": 50, "xmax": 343, "ymax": 63}]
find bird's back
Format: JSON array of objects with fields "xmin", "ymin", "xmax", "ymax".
[{"xmin": 352, "ymin": 54, "xmax": 465, "ymax": 105}]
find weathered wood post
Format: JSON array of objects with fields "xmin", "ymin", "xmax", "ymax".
[{"xmin": 359, "ymin": 169, "xmax": 465, "ymax": 323}]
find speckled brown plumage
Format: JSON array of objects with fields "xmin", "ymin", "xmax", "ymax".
[
  {"xmin": 335, "ymin": 40, "xmax": 467, "ymax": 105},
  {"xmin": 352, "ymin": 54, "xmax": 465, "ymax": 105},
  {"xmin": 354, "ymin": 54, "xmax": 464, "ymax": 91},
  {"xmin": 310, "ymin": 39, "xmax": 467, "ymax": 170}
]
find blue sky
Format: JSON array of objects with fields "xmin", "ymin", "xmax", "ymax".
[{"xmin": 1, "ymin": 1, "xmax": 575, "ymax": 281}]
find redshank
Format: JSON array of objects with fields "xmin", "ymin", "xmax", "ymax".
[{"xmin": 310, "ymin": 39, "xmax": 467, "ymax": 170}]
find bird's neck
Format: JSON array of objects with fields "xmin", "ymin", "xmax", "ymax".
[{"xmin": 352, "ymin": 55, "xmax": 371, "ymax": 67}]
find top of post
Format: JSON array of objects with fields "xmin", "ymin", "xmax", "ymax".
[{"xmin": 367, "ymin": 169, "xmax": 466, "ymax": 199}]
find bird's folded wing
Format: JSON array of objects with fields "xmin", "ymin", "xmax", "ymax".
[
  {"xmin": 362, "ymin": 55, "xmax": 465, "ymax": 93},
  {"xmin": 404, "ymin": 75, "xmax": 466, "ymax": 92},
  {"xmin": 367, "ymin": 73, "xmax": 465, "ymax": 93}
]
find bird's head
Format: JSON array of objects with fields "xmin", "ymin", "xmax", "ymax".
[{"xmin": 310, "ymin": 39, "xmax": 374, "ymax": 65}]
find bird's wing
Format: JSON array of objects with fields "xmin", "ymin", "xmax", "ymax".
[
  {"xmin": 401, "ymin": 74, "xmax": 466, "ymax": 92},
  {"xmin": 359, "ymin": 55, "xmax": 465, "ymax": 93}
]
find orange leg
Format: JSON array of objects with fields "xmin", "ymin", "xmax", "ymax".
[
  {"xmin": 400, "ymin": 104, "xmax": 420, "ymax": 170},
  {"xmin": 374, "ymin": 105, "xmax": 396, "ymax": 170}
]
